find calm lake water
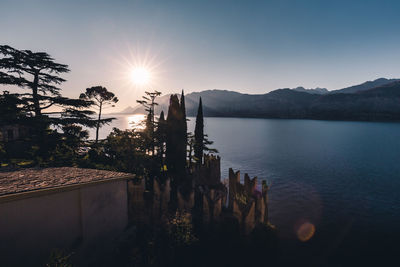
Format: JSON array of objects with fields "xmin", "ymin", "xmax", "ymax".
[{"xmin": 93, "ymin": 115, "xmax": 400, "ymax": 265}]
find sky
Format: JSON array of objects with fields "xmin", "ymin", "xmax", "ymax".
[{"xmin": 1, "ymin": 0, "xmax": 400, "ymax": 111}]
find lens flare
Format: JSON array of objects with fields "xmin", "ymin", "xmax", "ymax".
[
  {"xmin": 131, "ymin": 67, "xmax": 151, "ymax": 85},
  {"xmin": 296, "ymin": 222, "xmax": 315, "ymax": 242}
]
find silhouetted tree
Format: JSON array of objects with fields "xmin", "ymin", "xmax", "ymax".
[
  {"xmin": 62, "ymin": 124, "xmax": 89, "ymax": 150},
  {"xmin": 180, "ymin": 90, "xmax": 187, "ymax": 163},
  {"xmin": 137, "ymin": 91, "xmax": 162, "ymax": 154},
  {"xmin": 166, "ymin": 94, "xmax": 186, "ymax": 175},
  {"xmin": 101, "ymin": 128, "xmax": 149, "ymax": 175},
  {"xmin": 79, "ymin": 86, "xmax": 118, "ymax": 143},
  {"xmin": 0, "ymin": 45, "xmax": 97, "ymax": 160},
  {"xmin": 194, "ymin": 97, "xmax": 204, "ymax": 164},
  {"xmin": 0, "ymin": 45, "xmax": 93, "ymax": 123},
  {"xmin": 166, "ymin": 93, "xmax": 189, "ymax": 202},
  {"xmin": 0, "ymin": 91, "xmax": 28, "ymax": 161},
  {"xmin": 156, "ymin": 111, "xmax": 167, "ymax": 167},
  {"xmin": 187, "ymin": 132, "xmax": 195, "ymax": 169},
  {"xmin": 0, "ymin": 91, "xmax": 26, "ymax": 126}
]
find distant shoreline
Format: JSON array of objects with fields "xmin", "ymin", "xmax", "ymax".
[{"xmin": 105, "ymin": 113, "xmax": 400, "ymax": 123}]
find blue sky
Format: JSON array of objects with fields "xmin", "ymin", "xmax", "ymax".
[{"xmin": 1, "ymin": 0, "xmax": 400, "ymax": 110}]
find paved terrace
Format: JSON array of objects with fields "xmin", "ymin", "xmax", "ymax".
[{"xmin": 0, "ymin": 167, "xmax": 133, "ymax": 197}]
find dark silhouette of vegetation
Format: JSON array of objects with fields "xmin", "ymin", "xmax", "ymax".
[
  {"xmin": 187, "ymin": 132, "xmax": 195, "ymax": 168},
  {"xmin": 180, "ymin": 90, "xmax": 187, "ymax": 163},
  {"xmin": 99, "ymin": 128, "xmax": 149, "ymax": 175},
  {"xmin": 194, "ymin": 97, "xmax": 204, "ymax": 164},
  {"xmin": 0, "ymin": 45, "xmax": 94, "ymax": 124},
  {"xmin": 0, "ymin": 45, "xmax": 98, "ymax": 164},
  {"xmin": 107, "ymin": 213, "xmax": 277, "ymax": 267},
  {"xmin": 155, "ymin": 110, "xmax": 167, "ymax": 170},
  {"xmin": 79, "ymin": 86, "xmax": 118, "ymax": 143},
  {"xmin": 137, "ymin": 91, "xmax": 162, "ymax": 154},
  {"xmin": 166, "ymin": 94, "xmax": 186, "ymax": 176},
  {"xmin": 0, "ymin": 91, "xmax": 26, "ymax": 125},
  {"xmin": 1, "ymin": 44, "xmax": 277, "ymax": 267}
]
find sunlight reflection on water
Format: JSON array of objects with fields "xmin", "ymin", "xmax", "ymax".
[
  {"xmin": 87, "ymin": 114, "xmax": 147, "ymax": 140},
  {"xmin": 127, "ymin": 114, "xmax": 147, "ymax": 130}
]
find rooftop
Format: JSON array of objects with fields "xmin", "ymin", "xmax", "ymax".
[{"xmin": 0, "ymin": 167, "xmax": 134, "ymax": 197}]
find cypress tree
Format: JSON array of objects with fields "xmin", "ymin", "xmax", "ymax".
[
  {"xmin": 180, "ymin": 90, "xmax": 188, "ymax": 165},
  {"xmin": 194, "ymin": 97, "xmax": 204, "ymax": 164},
  {"xmin": 166, "ymin": 94, "xmax": 188, "ymax": 200},
  {"xmin": 166, "ymin": 94, "xmax": 185, "ymax": 175},
  {"xmin": 156, "ymin": 110, "xmax": 167, "ymax": 167},
  {"xmin": 136, "ymin": 91, "xmax": 162, "ymax": 154}
]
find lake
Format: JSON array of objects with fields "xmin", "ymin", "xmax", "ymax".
[{"xmin": 92, "ymin": 115, "xmax": 400, "ymax": 265}]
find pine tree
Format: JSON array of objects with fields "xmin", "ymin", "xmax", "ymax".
[
  {"xmin": 79, "ymin": 86, "xmax": 118, "ymax": 143},
  {"xmin": 0, "ymin": 45, "xmax": 97, "ymax": 159},
  {"xmin": 194, "ymin": 97, "xmax": 204, "ymax": 164},
  {"xmin": 0, "ymin": 45, "xmax": 94, "ymax": 126}
]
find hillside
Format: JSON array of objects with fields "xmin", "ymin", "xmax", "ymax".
[
  {"xmin": 119, "ymin": 78, "xmax": 400, "ymax": 121},
  {"xmin": 331, "ymin": 78, "xmax": 400, "ymax": 94}
]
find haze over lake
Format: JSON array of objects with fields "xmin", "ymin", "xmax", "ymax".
[{"xmin": 92, "ymin": 115, "xmax": 400, "ymax": 264}]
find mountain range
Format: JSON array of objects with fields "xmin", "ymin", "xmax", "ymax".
[{"xmin": 119, "ymin": 78, "xmax": 400, "ymax": 121}]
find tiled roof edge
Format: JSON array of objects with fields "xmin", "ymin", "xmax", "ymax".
[{"xmin": 0, "ymin": 174, "xmax": 135, "ymax": 204}]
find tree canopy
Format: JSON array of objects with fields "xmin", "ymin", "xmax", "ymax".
[
  {"xmin": 0, "ymin": 45, "xmax": 95, "ymax": 128},
  {"xmin": 80, "ymin": 86, "xmax": 118, "ymax": 143}
]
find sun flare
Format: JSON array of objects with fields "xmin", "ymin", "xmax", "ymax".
[{"xmin": 131, "ymin": 67, "xmax": 151, "ymax": 85}]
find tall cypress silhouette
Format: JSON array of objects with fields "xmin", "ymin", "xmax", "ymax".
[
  {"xmin": 166, "ymin": 94, "xmax": 188, "ymax": 201},
  {"xmin": 194, "ymin": 97, "xmax": 204, "ymax": 164},
  {"xmin": 166, "ymin": 95, "xmax": 186, "ymax": 175},
  {"xmin": 180, "ymin": 90, "xmax": 188, "ymax": 165},
  {"xmin": 156, "ymin": 110, "xmax": 167, "ymax": 167}
]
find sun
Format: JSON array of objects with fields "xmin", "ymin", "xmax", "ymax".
[{"xmin": 131, "ymin": 67, "xmax": 151, "ymax": 85}]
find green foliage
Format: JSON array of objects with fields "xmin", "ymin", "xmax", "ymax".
[
  {"xmin": 235, "ymin": 192, "xmax": 249, "ymax": 206},
  {"xmin": 167, "ymin": 212, "xmax": 198, "ymax": 247},
  {"xmin": 45, "ymin": 249, "xmax": 74, "ymax": 267},
  {"xmin": 88, "ymin": 127, "xmax": 151, "ymax": 176}
]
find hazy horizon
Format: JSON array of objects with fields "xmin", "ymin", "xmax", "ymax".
[{"xmin": 2, "ymin": 0, "xmax": 400, "ymax": 111}]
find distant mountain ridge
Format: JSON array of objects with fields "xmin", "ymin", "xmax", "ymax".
[
  {"xmin": 292, "ymin": 87, "xmax": 329, "ymax": 94},
  {"xmin": 118, "ymin": 78, "xmax": 400, "ymax": 121},
  {"xmin": 332, "ymin": 78, "xmax": 400, "ymax": 94}
]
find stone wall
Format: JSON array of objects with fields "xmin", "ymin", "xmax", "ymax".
[
  {"xmin": 190, "ymin": 154, "xmax": 221, "ymax": 187},
  {"xmin": 126, "ymin": 155, "xmax": 269, "ymax": 234},
  {"xmin": 228, "ymin": 168, "xmax": 269, "ymax": 234}
]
